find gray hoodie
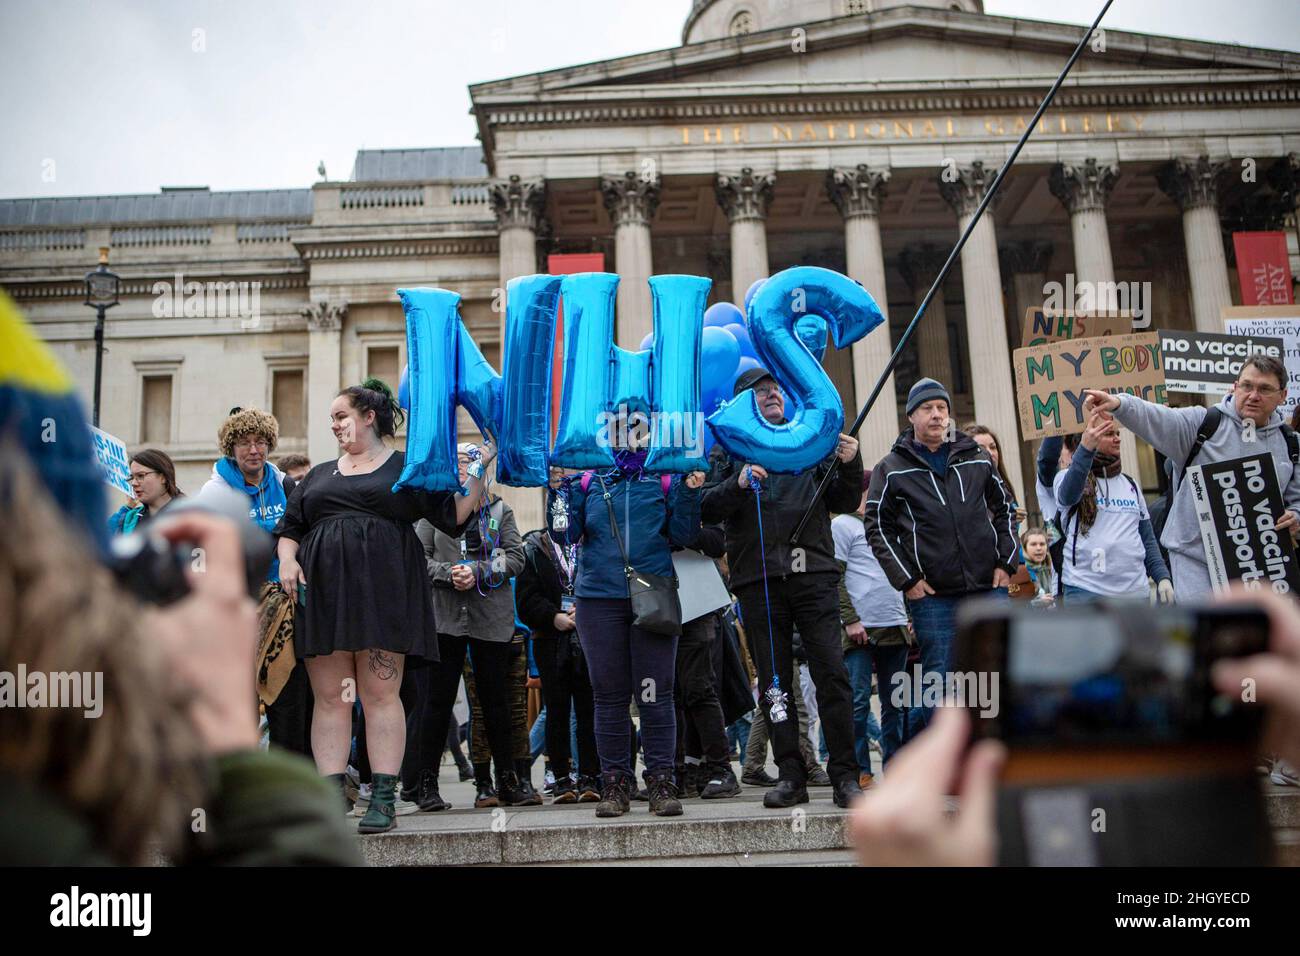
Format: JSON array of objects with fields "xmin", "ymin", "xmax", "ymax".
[{"xmin": 1113, "ymin": 392, "xmax": 1300, "ymax": 598}]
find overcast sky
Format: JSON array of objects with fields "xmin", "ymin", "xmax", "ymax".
[{"xmin": 1, "ymin": 0, "xmax": 1296, "ymax": 200}]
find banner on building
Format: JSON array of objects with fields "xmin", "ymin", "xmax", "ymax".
[
  {"xmin": 1021, "ymin": 307, "xmax": 1132, "ymax": 346},
  {"xmin": 1232, "ymin": 231, "xmax": 1294, "ymax": 306},
  {"xmin": 1184, "ymin": 452, "xmax": 1300, "ymax": 596},
  {"xmin": 89, "ymin": 425, "xmax": 132, "ymax": 497},
  {"xmin": 1223, "ymin": 305, "xmax": 1300, "ymax": 418},
  {"xmin": 1012, "ymin": 332, "xmax": 1166, "ymax": 440},
  {"xmin": 1157, "ymin": 329, "xmax": 1285, "ymax": 395}
]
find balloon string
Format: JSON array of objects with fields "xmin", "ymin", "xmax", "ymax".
[{"xmin": 752, "ymin": 478, "xmax": 780, "ymax": 694}]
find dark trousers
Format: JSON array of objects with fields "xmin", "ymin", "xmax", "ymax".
[
  {"xmin": 533, "ymin": 634, "xmax": 599, "ymax": 778},
  {"xmin": 419, "ymin": 633, "xmax": 514, "ymax": 782},
  {"xmin": 467, "ymin": 639, "xmax": 530, "ymax": 764},
  {"xmin": 575, "ymin": 596, "xmax": 677, "ymax": 778},
  {"xmin": 735, "ymin": 574, "xmax": 857, "ymax": 788},
  {"xmin": 267, "ymin": 661, "xmax": 313, "ymax": 757},
  {"xmin": 675, "ymin": 612, "xmax": 730, "ymax": 769}
]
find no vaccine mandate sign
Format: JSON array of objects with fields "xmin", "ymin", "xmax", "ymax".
[{"xmin": 1185, "ymin": 452, "xmax": 1300, "ymax": 595}]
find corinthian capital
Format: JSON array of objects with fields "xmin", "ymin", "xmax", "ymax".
[
  {"xmin": 898, "ymin": 243, "xmax": 949, "ymax": 293},
  {"xmin": 601, "ymin": 171, "xmax": 661, "ymax": 227},
  {"xmin": 714, "ymin": 168, "xmax": 775, "ymax": 223},
  {"xmin": 490, "ymin": 175, "xmax": 547, "ymax": 231},
  {"xmin": 301, "ymin": 300, "xmax": 347, "ymax": 332},
  {"xmin": 938, "ymin": 160, "xmax": 999, "ymax": 217},
  {"xmin": 1157, "ymin": 156, "xmax": 1229, "ymax": 212},
  {"xmin": 1048, "ymin": 159, "xmax": 1119, "ymax": 214},
  {"xmin": 998, "ymin": 240, "xmax": 1054, "ymax": 277},
  {"xmin": 826, "ymin": 165, "xmax": 891, "ymax": 220}
]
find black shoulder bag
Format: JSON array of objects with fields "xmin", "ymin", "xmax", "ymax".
[{"xmin": 596, "ymin": 475, "xmax": 682, "ymax": 636}]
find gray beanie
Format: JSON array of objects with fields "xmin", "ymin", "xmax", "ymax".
[{"xmin": 906, "ymin": 378, "xmax": 951, "ymax": 415}]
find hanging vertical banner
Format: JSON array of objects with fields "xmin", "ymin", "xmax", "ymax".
[
  {"xmin": 1185, "ymin": 452, "xmax": 1300, "ymax": 596},
  {"xmin": 1232, "ymin": 232, "xmax": 1294, "ymax": 306}
]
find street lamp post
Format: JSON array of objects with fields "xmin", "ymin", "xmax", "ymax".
[{"xmin": 83, "ymin": 246, "xmax": 120, "ymax": 428}]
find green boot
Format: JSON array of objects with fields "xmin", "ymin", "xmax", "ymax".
[{"xmin": 358, "ymin": 772, "xmax": 398, "ymax": 834}]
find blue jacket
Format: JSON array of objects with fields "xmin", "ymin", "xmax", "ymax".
[
  {"xmin": 548, "ymin": 472, "xmax": 701, "ymax": 599},
  {"xmin": 202, "ymin": 457, "xmax": 288, "ymax": 582}
]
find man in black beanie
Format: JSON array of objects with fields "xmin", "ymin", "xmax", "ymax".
[
  {"xmin": 864, "ymin": 377, "xmax": 1017, "ymax": 738},
  {"xmin": 702, "ymin": 366, "xmax": 865, "ymax": 809}
]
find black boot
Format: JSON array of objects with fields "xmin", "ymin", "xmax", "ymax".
[
  {"xmin": 595, "ymin": 771, "xmax": 630, "ymax": 818},
  {"xmin": 646, "ymin": 770, "xmax": 683, "ymax": 817},
  {"xmin": 699, "ymin": 763, "xmax": 741, "ymax": 800},
  {"xmin": 474, "ymin": 776, "xmax": 500, "ymax": 809},
  {"xmin": 358, "ymin": 772, "xmax": 398, "ymax": 833},
  {"xmin": 324, "ymin": 772, "xmax": 353, "ymax": 814},
  {"xmin": 677, "ymin": 763, "xmax": 701, "ymax": 799},
  {"xmin": 763, "ymin": 778, "xmax": 810, "ymax": 809},
  {"xmin": 832, "ymin": 778, "xmax": 864, "ymax": 809},
  {"xmin": 496, "ymin": 770, "xmax": 526, "ymax": 807},
  {"xmin": 512, "ymin": 759, "xmax": 543, "ymax": 806},
  {"xmin": 417, "ymin": 769, "xmax": 451, "ymax": 812}
]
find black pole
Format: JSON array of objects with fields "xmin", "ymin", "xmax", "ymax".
[
  {"xmin": 789, "ymin": 0, "xmax": 1114, "ymax": 545},
  {"xmin": 92, "ymin": 305, "xmax": 105, "ymax": 428}
]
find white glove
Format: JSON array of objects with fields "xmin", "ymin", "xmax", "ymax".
[{"xmin": 1156, "ymin": 579, "xmax": 1175, "ymax": 605}]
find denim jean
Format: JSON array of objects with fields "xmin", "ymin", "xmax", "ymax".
[
  {"xmin": 843, "ymin": 643, "xmax": 908, "ymax": 769},
  {"xmin": 1063, "ymin": 584, "xmax": 1104, "ymax": 603},
  {"xmin": 574, "ymin": 597, "xmax": 678, "ymax": 778},
  {"xmin": 906, "ymin": 591, "xmax": 1007, "ymax": 738}
]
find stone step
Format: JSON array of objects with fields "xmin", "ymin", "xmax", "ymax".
[{"xmin": 354, "ymin": 780, "xmax": 1299, "ymax": 867}]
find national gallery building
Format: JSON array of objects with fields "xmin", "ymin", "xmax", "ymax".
[{"xmin": 3, "ymin": 0, "xmax": 1298, "ymax": 530}]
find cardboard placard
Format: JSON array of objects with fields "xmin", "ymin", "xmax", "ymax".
[
  {"xmin": 1157, "ymin": 329, "xmax": 1285, "ymax": 395},
  {"xmin": 671, "ymin": 548, "xmax": 731, "ymax": 624},
  {"xmin": 1223, "ymin": 305, "xmax": 1300, "ymax": 419},
  {"xmin": 90, "ymin": 425, "xmax": 132, "ymax": 497},
  {"xmin": 1184, "ymin": 453, "xmax": 1300, "ymax": 596},
  {"xmin": 1012, "ymin": 332, "xmax": 1166, "ymax": 440},
  {"xmin": 1021, "ymin": 307, "xmax": 1133, "ymax": 346}
]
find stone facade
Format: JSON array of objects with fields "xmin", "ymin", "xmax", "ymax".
[{"xmin": 3, "ymin": 3, "xmax": 1298, "ymax": 530}]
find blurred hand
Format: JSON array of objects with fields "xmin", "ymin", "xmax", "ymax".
[
  {"xmin": 738, "ymin": 464, "xmax": 768, "ymax": 490},
  {"xmin": 147, "ymin": 512, "xmax": 260, "ymax": 754},
  {"xmin": 1276, "ymin": 510, "xmax": 1298, "ymax": 533},
  {"xmin": 844, "ymin": 621, "xmax": 868, "ymax": 645},
  {"xmin": 1212, "ymin": 588, "xmax": 1300, "ymax": 772},
  {"xmin": 1080, "ymin": 403, "xmax": 1111, "ymax": 452},
  {"xmin": 1014, "ymin": 507, "xmax": 1028, "ymax": 525},
  {"xmin": 906, "ymin": 579, "xmax": 935, "ymax": 601},
  {"xmin": 548, "ymin": 466, "xmax": 564, "ymax": 490},
  {"xmin": 553, "ymin": 612, "xmax": 576, "ymax": 632},
  {"xmin": 1081, "ymin": 389, "xmax": 1120, "ymax": 417},
  {"xmin": 1156, "ymin": 579, "xmax": 1176, "ymax": 605},
  {"xmin": 836, "ymin": 433, "xmax": 859, "ymax": 463},
  {"xmin": 992, "ymin": 568, "xmax": 1011, "ymax": 589},
  {"xmin": 850, "ymin": 706, "xmax": 1004, "ymax": 867},
  {"xmin": 685, "ymin": 470, "xmax": 705, "ymax": 490},
  {"xmin": 278, "ymin": 556, "xmax": 306, "ymax": 596}
]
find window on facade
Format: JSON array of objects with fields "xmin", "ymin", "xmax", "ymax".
[
  {"xmin": 141, "ymin": 374, "xmax": 172, "ymax": 444},
  {"xmin": 367, "ymin": 346, "xmax": 400, "ymax": 391},
  {"xmin": 272, "ymin": 369, "xmax": 305, "ymax": 438},
  {"xmin": 728, "ymin": 11, "xmax": 754, "ymax": 36},
  {"xmin": 844, "ymin": 0, "xmax": 869, "ymax": 14}
]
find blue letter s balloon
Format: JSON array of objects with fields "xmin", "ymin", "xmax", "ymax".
[{"xmin": 707, "ymin": 266, "xmax": 883, "ymax": 473}]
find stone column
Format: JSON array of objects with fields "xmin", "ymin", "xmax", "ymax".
[
  {"xmin": 938, "ymin": 161, "xmax": 1024, "ymax": 487},
  {"xmin": 301, "ymin": 300, "xmax": 346, "ymax": 467},
  {"xmin": 1049, "ymin": 158, "xmax": 1140, "ymax": 477},
  {"xmin": 827, "ymin": 164, "xmax": 898, "ymax": 463},
  {"xmin": 999, "ymin": 240, "xmax": 1053, "ymax": 512},
  {"xmin": 1270, "ymin": 153, "xmax": 1300, "ymax": 248},
  {"xmin": 898, "ymin": 244, "xmax": 954, "ymax": 393},
  {"xmin": 490, "ymin": 175, "xmax": 547, "ymax": 306},
  {"xmin": 1157, "ymin": 157, "xmax": 1232, "ymax": 333},
  {"xmin": 489, "ymin": 174, "xmax": 548, "ymax": 533},
  {"xmin": 715, "ymin": 168, "xmax": 775, "ymax": 300},
  {"xmin": 601, "ymin": 171, "xmax": 660, "ymax": 349}
]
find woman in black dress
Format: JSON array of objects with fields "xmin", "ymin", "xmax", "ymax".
[{"xmin": 275, "ymin": 378, "xmax": 489, "ymax": 833}]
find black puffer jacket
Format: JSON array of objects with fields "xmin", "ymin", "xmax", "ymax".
[
  {"xmin": 515, "ymin": 530, "xmax": 571, "ymax": 641},
  {"xmin": 864, "ymin": 428, "xmax": 1017, "ymax": 596},
  {"xmin": 702, "ymin": 443, "xmax": 864, "ymax": 592}
]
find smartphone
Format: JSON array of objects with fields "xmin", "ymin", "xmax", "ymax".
[{"xmin": 952, "ymin": 599, "xmax": 1274, "ymax": 866}]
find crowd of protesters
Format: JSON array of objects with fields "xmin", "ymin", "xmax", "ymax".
[
  {"xmin": 9, "ymin": 266, "xmax": 1299, "ymax": 859},
  {"xmin": 92, "ymin": 353, "xmax": 1300, "ymax": 833}
]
